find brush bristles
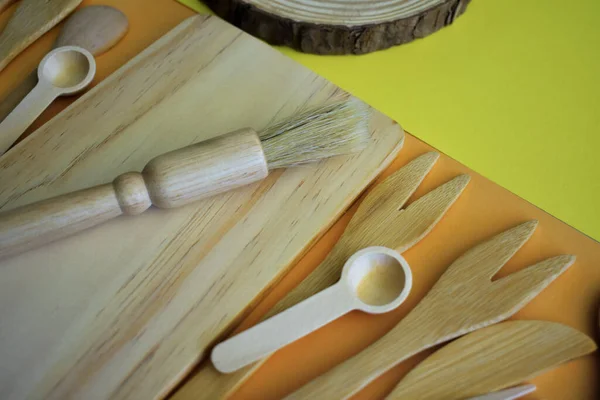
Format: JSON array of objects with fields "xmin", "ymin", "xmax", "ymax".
[{"xmin": 260, "ymin": 99, "xmax": 371, "ymax": 170}]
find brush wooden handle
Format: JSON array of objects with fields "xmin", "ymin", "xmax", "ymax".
[{"xmin": 0, "ymin": 128, "xmax": 268, "ymax": 259}]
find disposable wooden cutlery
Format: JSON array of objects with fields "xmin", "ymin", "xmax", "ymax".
[
  {"xmin": 0, "ymin": 5, "xmax": 129, "ymax": 147},
  {"xmin": 286, "ymin": 221, "xmax": 575, "ymax": 399},
  {"xmin": 0, "ymin": 0, "xmax": 82, "ymax": 72},
  {"xmin": 0, "ymin": 45, "xmax": 96, "ymax": 155},
  {"xmin": 212, "ymin": 246, "xmax": 413, "ymax": 373},
  {"xmin": 171, "ymin": 152, "xmax": 471, "ymax": 399},
  {"xmin": 387, "ymin": 320, "xmax": 595, "ymax": 399}
]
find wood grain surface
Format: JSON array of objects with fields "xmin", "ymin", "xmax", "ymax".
[
  {"xmin": 286, "ymin": 222, "xmax": 575, "ymax": 399},
  {"xmin": 204, "ymin": 0, "xmax": 471, "ymax": 54},
  {"xmin": 387, "ymin": 320, "xmax": 596, "ymax": 399},
  {"xmin": 0, "ymin": 15, "xmax": 403, "ymax": 400},
  {"xmin": 0, "ymin": 0, "xmax": 82, "ymax": 72},
  {"xmin": 171, "ymin": 151, "xmax": 472, "ymax": 399}
]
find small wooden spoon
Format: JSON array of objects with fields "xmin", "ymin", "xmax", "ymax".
[
  {"xmin": 386, "ymin": 321, "xmax": 596, "ymax": 399},
  {"xmin": 0, "ymin": 45, "xmax": 95, "ymax": 154},
  {"xmin": 0, "ymin": 0, "xmax": 82, "ymax": 72},
  {"xmin": 286, "ymin": 222, "xmax": 576, "ymax": 399},
  {"xmin": 211, "ymin": 247, "xmax": 412, "ymax": 373},
  {"xmin": 0, "ymin": 5, "xmax": 128, "ymax": 148}
]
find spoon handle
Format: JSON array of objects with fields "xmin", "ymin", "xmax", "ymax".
[
  {"xmin": 0, "ymin": 71, "xmax": 38, "ymax": 126},
  {"xmin": 211, "ymin": 282, "xmax": 353, "ymax": 373},
  {"xmin": 0, "ymin": 79, "xmax": 60, "ymax": 154}
]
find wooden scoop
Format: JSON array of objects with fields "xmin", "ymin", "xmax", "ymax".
[
  {"xmin": 0, "ymin": 5, "xmax": 129, "ymax": 149},
  {"xmin": 386, "ymin": 320, "xmax": 596, "ymax": 399},
  {"xmin": 0, "ymin": 45, "xmax": 95, "ymax": 154},
  {"xmin": 211, "ymin": 247, "xmax": 412, "ymax": 373},
  {"xmin": 286, "ymin": 221, "xmax": 576, "ymax": 399},
  {"xmin": 0, "ymin": 0, "xmax": 82, "ymax": 72}
]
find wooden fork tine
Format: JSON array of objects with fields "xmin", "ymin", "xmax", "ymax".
[
  {"xmin": 394, "ymin": 174, "xmax": 470, "ymax": 253},
  {"xmin": 350, "ymin": 151, "xmax": 439, "ymax": 226},
  {"xmin": 491, "ymin": 254, "xmax": 575, "ymax": 313},
  {"xmin": 442, "ymin": 221, "xmax": 538, "ymax": 282}
]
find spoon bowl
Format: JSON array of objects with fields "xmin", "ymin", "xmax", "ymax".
[
  {"xmin": 38, "ymin": 46, "xmax": 95, "ymax": 94},
  {"xmin": 343, "ymin": 246, "xmax": 412, "ymax": 313}
]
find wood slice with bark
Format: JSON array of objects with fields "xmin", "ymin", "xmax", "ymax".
[{"xmin": 204, "ymin": 0, "xmax": 471, "ymax": 54}]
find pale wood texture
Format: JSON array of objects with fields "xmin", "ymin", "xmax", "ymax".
[
  {"xmin": 286, "ymin": 221, "xmax": 576, "ymax": 399},
  {"xmin": 54, "ymin": 5, "xmax": 129, "ymax": 53},
  {"xmin": 0, "ymin": 128, "xmax": 269, "ymax": 259},
  {"xmin": 211, "ymin": 247, "xmax": 411, "ymax": 373},
  {"xmin": 468, "ymin": 385, "xmax": 536, "ymax": 400},
  {"xmin": 172, "ymin": 151, "xmax": 471, "ymax": 399},
  {"xmin": 0, "ymin": 0, "xmax": 82, "ymax": 72},
  {"xmin": 0, "ymin": 6, "xmax": 129, "ymax": 132},
  {"xmin": 0, "ymin": 0, "xmax": 16, "ymax": 13},
  {"xmin": 387, "ymin": 321, "xmax": 596, "ymax": 399},
  {"xmin": 205, "ymin": 0, "xmax": 471, "ymax": 54},
  {"xmin": 0, "ymin": 46, "xmax": 95, "ymax": 155},
  {"xmin": 0, "ymin": 15, "xmax": 403, "ymax": 400}
]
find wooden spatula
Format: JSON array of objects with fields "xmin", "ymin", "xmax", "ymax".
[
  {"xmin": 0, "ymin": 0, "xmax": 82, "ymax": 72},
  {"xmin": 172, "ymin": 152, "xmax": 470, "ymax": 399},
  {"xmin": 387, "ymin": 320, "xmax": 596, "ymax": 399},
  {"xmin": 286, "ymin": 221, "xmax": 575, "ymax": 399}
]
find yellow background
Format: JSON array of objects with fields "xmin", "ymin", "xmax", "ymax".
[{"xmin": 179, "ymin": 0, "xmax": 600, "ymax": 241}]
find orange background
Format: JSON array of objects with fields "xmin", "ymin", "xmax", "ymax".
[{"xmin": 0, "ymin": 0, "xmax": 598, "ymax": 399}]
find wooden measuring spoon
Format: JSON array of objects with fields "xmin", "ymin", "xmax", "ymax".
[
  {"xmin": 0, "ymin": 45, "xmax": 95, "ymax": 154},
  {"xmin": 468, "ymin": 385, "xmax": 537, "ymax": 400},
  {"xmin": 0, "ymin": 0, "xmax": 17, "ymax": 13},
  {"xmin": 386, "ymin": 321, "xmax": 596, "ymax": 399},
  {"xmin": 286, "ymin": 221, "xmax": 576, "ymax": 399},
  {"xmin": 171, "ymin": 153, "xmax": 470, "ymax": 400},
  {"xmin": 0, "ymin": 0, "xmax": 82, "ymax": 72},
  {"xmin": 212, "ymin": 247, "xmax": 413, "ymax": 373},
  {"xmin": 0, "ymin": 5, "xmax": 128, "ymax": 147}
]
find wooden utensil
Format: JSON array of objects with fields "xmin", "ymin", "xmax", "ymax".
[
  {"xmin": 0, "ymin": 100, "xmax": 369, "ymax": 259},
  {"xmin": 212, "ymin": 246, "xmax": 412, "ymax": 373},
  {"xmin": 0, "ymin": 0, "xmax": 82, "ymax": 72},
  {"xmin": 172, "ymin": 152, "xmax": 470, "ymax": 400},
  {"xmin": 468, "ymin": 385, "xmax": 537, "ymax": 400},
  {"xmin": 286, "ymin": 221, "xmax": 575, "ymax": 399},
  {"xmin": 387, "ymin": 321, "xmax": 596, "ymax": 399},
  {"xmin": 0, "ymin": 5, "xmax": 128, "ymax": 140},
  {"xmin": 0, "ymin": 15, "xmax": 404, "ymax": 400},
  {"xmin": 204, "ymin": 0, "xmax": 471, "ymax": 54},
  {"xmin": 0, "ymin": 0, "xmax": 16, "ymax": 13},
  {"xmin": 0, "ymin": 45, "xmax": 95, "ymax": 155}
]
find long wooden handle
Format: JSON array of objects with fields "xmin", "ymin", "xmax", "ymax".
[
  {"xmin": 0, "ymin": 71, "xmax": 38, "ymax": 128},
  {"xmin": 0, "ymin": 128, "xmax": 268, "ymax": 259},
  {"xmin": 211, "ymin": 282, "xmax": 352, "ymax": 373},
  {"xmin": 0, "ymin": 80, "xmax": 61, "ymax": 154}
]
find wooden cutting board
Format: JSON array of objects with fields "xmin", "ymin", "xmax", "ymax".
[{"xmin": 0, "ymin": 15, "xmax": 403, "ymax": 400}]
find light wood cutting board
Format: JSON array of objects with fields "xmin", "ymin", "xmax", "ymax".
[{"xmin": 0, "ymin": 15, "xmax": 403, "ymax": 400}]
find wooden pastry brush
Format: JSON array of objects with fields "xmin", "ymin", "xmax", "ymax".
[{"xmin": 0, "ymin": 100, "xmax": 370, "ymax": 259}]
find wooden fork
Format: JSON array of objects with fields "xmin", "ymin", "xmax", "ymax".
[{"xmin": 286, "ymin": 221, "xmax": 575, "ymax": 399}]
